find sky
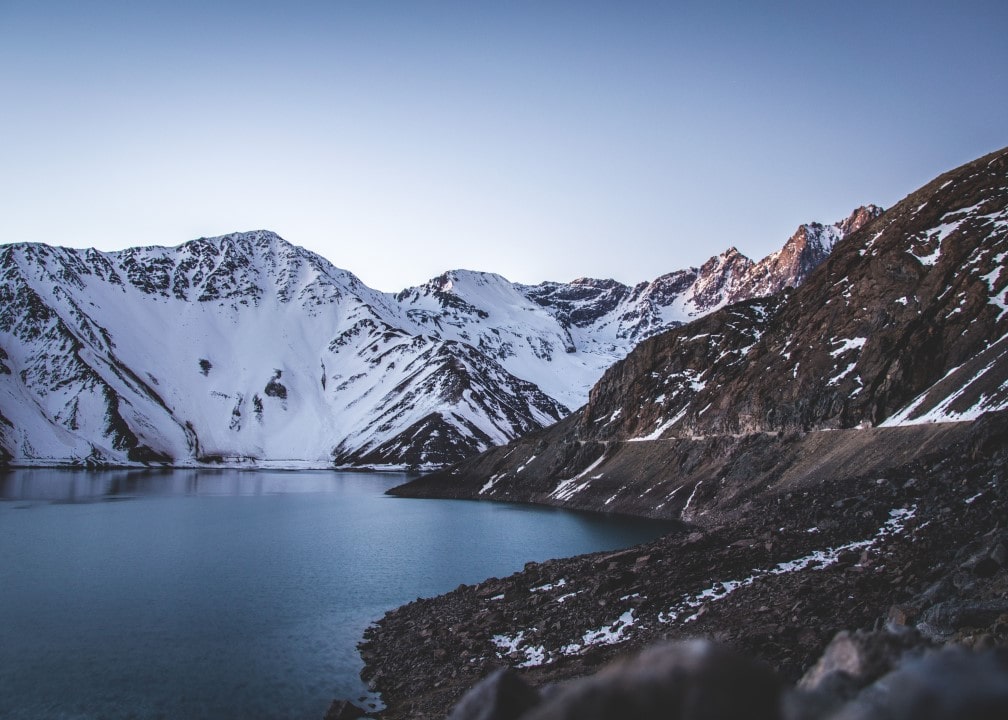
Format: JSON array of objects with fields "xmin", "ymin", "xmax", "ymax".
[{"xmin": 1, "ymin": 1, "xmax": 1006, "ymax": 292}]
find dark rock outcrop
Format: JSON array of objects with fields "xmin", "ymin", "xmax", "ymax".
[
  {"xmin": 446, "ymin": 669, "xmax": 540, "ymax": 720},
  {"xmin": 362, "ymin": 413, "xmax": 1007, "ymax": 718},
  {"xmin": 324, "ymin": 699, "xmax": 369, "ymax": 720},
  {"xmin": 392, "ymin": 147, "xmax": 1008, "ymax": 517},
  {"xmin": 441, "ymin": 639, "xmax": 1008, "ymax": 720}
]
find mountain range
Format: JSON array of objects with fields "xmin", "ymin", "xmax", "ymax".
[
  {"xmin": 396, "ymin": 146, "xmax": 1008, "ymax": 518},
  {"xmin": 0, "ymin": 207, "xmax": 877, "ymax": 468},
  {"xmin": 364, "ymin": 146, "xmax": 1008, "ymax": 720}
]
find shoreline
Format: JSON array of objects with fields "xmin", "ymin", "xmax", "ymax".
[{"xmin": 358, "ymin": 424, "xmax": 1008, "ymax": 719}]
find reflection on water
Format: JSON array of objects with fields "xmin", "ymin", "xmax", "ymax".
[
  {"xmin": 0, "ymin": 468, "xmax": 674, "ymax": 720},
  {"xmin": 0, "ymin": 467, "xmax": 401, "ymax": 502}
]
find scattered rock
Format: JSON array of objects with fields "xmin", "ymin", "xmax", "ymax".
[
  {"xmin": 446, "ymin": 668, "xmax": 540, "ymax": 720},
  {"xmin": 828, "ymin": 647, "xmax": 1008, "ymax": 720},
  {"xmin": 519, "ymin": 641, "xmax": 780, "ymax": 720},
  {"xmin": 918, "ymin": 601, "xmax": 1008, "ymax": 641},
  {"xmin": 798, "ymin": 628, "xmax": 931, "ymax": 693},
  {"xmin": 324, "ymin": 699, "xmax": 368, "ymax": 720},
  {"xmin": 359, "ymin": 435, "xmax": 1007, "ymax": 720}
]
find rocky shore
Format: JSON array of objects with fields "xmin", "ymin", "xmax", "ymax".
[
  {"xmin": 357, "ymin": 416, "xmax": 1007, "ymax": 719},
  {"xmin": 353, "ymin": 148, "xmax": 1008, "ymax": 718}
]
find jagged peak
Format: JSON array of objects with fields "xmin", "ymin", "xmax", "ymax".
[
  {"xmin": 568, "ymin": 277, "xmax": 625, "ymax": 288},
  {"xmin": 721, "ymin": 246, "xmax": 744, "ymax": 259},
  {"xmin": 699, "ymin": 246, "xmax": 754, "ymax": 272},
  {"xmin": 834, "ymin": 204, "xmax": 884, "ymax": 237}
]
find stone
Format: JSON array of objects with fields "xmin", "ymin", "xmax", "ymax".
[
  {"xmin": 446, "ymin": 667, "xmax": 541, "ymax": 720},
  {"xmin": 918, "ymin": 600, "xmax": 1008, "ymax": 640},
  {"xmin": 519, "ymin": 641, "xmax": 780, "ymax": 720},
  {"xmin": 323, "ymin": 699, "xmax": 367, "ymax": 720},
  {"xmin": 830, "ymin": 647, "xmax": 1008, "ymax": 719},
  {"xmin": 798, "ymin": 628, "xmax": 928, "ymax": 692},
  {"xmin": 991, "ymin": 542, "xmax": 1008, "ymax": 568},
  {"xmin": 973, "ymin": 556, "xmax": 999, "ymax": 578},
  {"xmin": 887, "ymin": 605, "xmax": 915, "ymax": 627}
]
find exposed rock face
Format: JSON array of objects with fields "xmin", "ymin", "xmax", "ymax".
[
  {"xmin": 393, "ymin": 147, "xmax": 1008, "ymax": 512},
  {"xmin": 439, "ymin": 639, "xmax": 1008, "ymax": 720},
  {"xmin": 0, "ymin": 205, "xmax": 870, "ymax": 468},
  {"xmin": 725, "ymin": 206, "xmax": 883, "ymax": 307},
  {"xmin": 363, "ymin": 148, "xmax": 1008, "ymax": 719},
  {"xmin": 362, "ymin": 412, "xmax": 1008, "ymax": 719}
]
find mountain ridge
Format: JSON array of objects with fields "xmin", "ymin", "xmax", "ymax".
[
  {"xmin": 393, "ymin": 146, "xmax": 1008, "ymax": 514},
  {"xmin": 361, "ymin": 146, "xmax": 1008, "ymax": 720},
  {"xmin": 0, "ymin": 207, "xmax": 878, "ymax": 469}
]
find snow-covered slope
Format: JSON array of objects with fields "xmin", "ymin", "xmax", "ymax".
[
  {"xmin": 393, "ymin": 205, "xmax": 879, "ymax": 411},
  {"xmin": 0, "ymin": 233, "xmax": 559, "ymax": 468},
  {"xmin": 0, "ymin": 207, "xmax": 877, "ymax": 468}
]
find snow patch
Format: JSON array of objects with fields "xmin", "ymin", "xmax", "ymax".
[
  {"xmin": 479, "ymin": 473, "xmax": 504, "ymax": 495},
  {"xmin": 531, "ymin": 578, "xmax": 567, "ymax": 593},
  {"xmin": 491, "ymin": 630, "xmax": 550, "ymax": 668},
  {"xmin": 581, "ymin": 609, "xmax": 636, "ymax": 647},
  {"xmin": 681, "ymin": 480, "xmax": 703, "ymax": 519},
  {"xmin": 659, "ymin": 507, "xmax": 916, "ymax": 624},
  {"xmin": 882, "ymin": 353, "xmax": 1007, "ymax": 425},
  {"xmin": 550, "ymin": 453, "xmax": 606, "ymax": 499},
  {"xmin": 829, "ymin": 337, "xmax": 867, "ymax": 357}
]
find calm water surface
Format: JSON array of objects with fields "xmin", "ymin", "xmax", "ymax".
[{"xmin": 0, "ymin": 469, "xmax": 673, "ymax": 719}]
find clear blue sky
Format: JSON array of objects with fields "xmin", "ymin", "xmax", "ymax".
[{"xmin": 1, "ymin": 1, "xmax": 1005, "ymax": 291}]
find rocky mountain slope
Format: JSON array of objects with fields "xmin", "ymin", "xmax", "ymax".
[
  {"xmin": 395, "ymin": 146, "xmax": 1008, "ymax": 514},
  {"xmin": 363, "ymin": 412, "xmax": 1008, "ymax": 718},
  {"xmin": 362, "ymin": 146, "xmax": 1008, "ymax": 719},
  {"xmin": 0, "ymin": 208, "xmax": 876, "ymax": 468}
]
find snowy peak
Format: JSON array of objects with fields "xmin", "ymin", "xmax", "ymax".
[
  {"xmin": 1, "ymin": 230, "xmax": 375, "ymax": 311},
  {"xmin": 724, "ymin": 205, "xmax": 884, "ymax": 304},
  {"xmin": 0, "ymin": 201, "xmax": 878, "ymax": 468},
  {"xmin": 411, "ymin": 147, "xmax": 1008, "ymax": 521},
  {"xmin": 686, "ymin": 247, "xmax": 756, "ymax": 312},
  {"xmin": 836, "ymin": 204, "xmax": 885, "ymax": 236},
  {"xmin": 112, "ymin": 230, "xmax": 376, "ymax": 308},
  {"xmin": 586, "ymin": 147, "xmax": 1008, "ymax": 442}
]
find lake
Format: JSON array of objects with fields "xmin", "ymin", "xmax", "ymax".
[{"xmin": 0, "ymin": 469, "xmax": 673, "ymax": 719}]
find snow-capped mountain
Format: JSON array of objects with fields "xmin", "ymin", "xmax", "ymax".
[
  {"xmin": 399, "ymin": 146, "xmax": 1008, "ymax": 516},
  {"xmin": 0, "ymin": 207, "xmax": 877, "ymax": 468},
  {"xmin": 393, "ymin": 205, "xmax": 880, "ymax": 412}
]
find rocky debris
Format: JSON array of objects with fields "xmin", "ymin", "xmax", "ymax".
[
  {"xmin": 399, "ymin": 146, "xmax": 1008, "ymax": 503},
  {"xmin": 324, "ymin": 699, "xmax": 369, "ymax": 720},
  {"xmin": 817, "ymin": 645, "xmax": 1008, "ymax": 720},
  {"xmin": 438, "ymin": 637, "xmax": 1008, "ymax": 720},
  {"xmin": 361, "ymin": 433, "xmax": 1007, "ymax": 719},
  {"xmin": 445, "ymin": 668, "xmax": 540, "ymax": 720}
]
